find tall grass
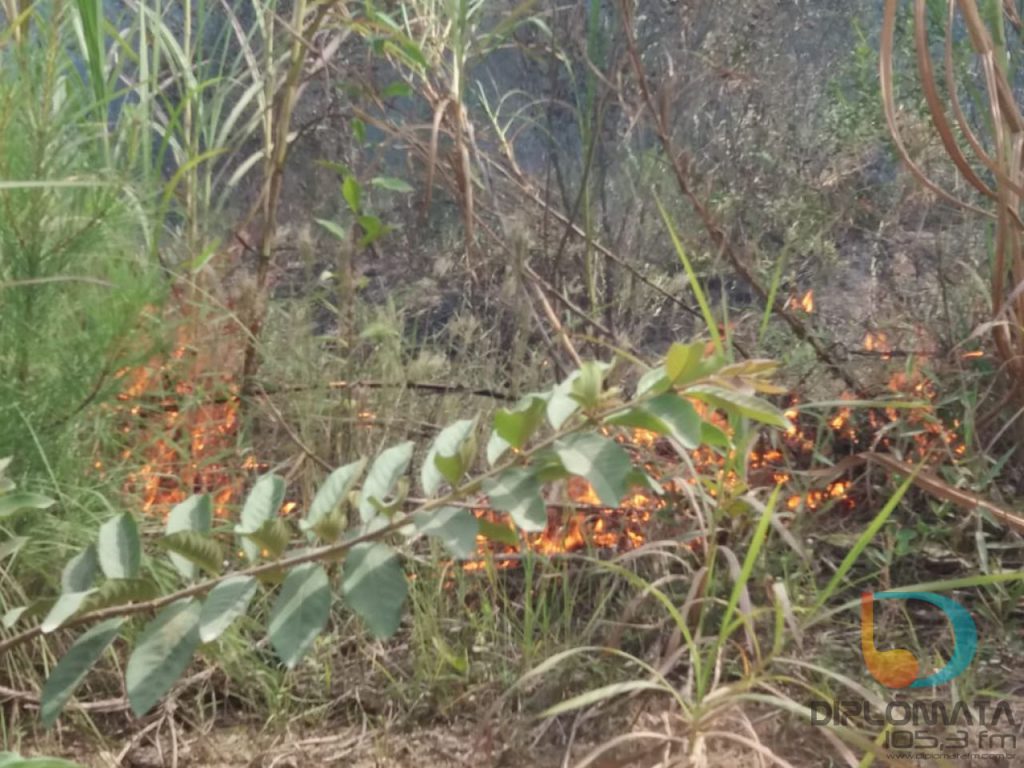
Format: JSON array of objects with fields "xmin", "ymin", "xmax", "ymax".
[
  {"xmin": 0, "ymin": 3, "xmax": 161, "ymax": 478},
  {"xmin": 881, "ymin": 0, "xmax": 1024, "ymax": 408}
]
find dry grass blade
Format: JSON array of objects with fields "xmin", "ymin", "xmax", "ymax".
[
  {"xmin": 884, "ymin": 0, "xmax": 1024, "ymax": 399},
  {"xmin": 702, "ymin": 730, "xmax": 796, "ymax": 768},
  {"xmin": 571, "ymin": 732, "xmax": 680, "ymax": 768},
  {"xmin": 879, "ymin": 0, "xmax": 990, "ymax": 216},
  {"xmin": 424, "ymin": 96, "xmax": 450, "ymax": 221},
  {"xmin": 914, "ymin": 0, "xmax": 994, "ymax": 198},
  {"xmin": 865, "ymin": 451, "xmax": 1024, "ymax": 534},
  {"xmin": 814, "ymin": 450, "xmax": 1024, "ymax": 534}
]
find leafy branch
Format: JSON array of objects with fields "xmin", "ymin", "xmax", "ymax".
[{"xmin": 0, "ymin": 346, "xmax": 790, "ymax": 725}]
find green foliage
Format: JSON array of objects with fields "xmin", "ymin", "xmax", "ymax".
[
  {"xmin": 3, "ymin": 346, "xmax": 796, "ymax": 726},
  {"xmin": 60, "ymin": 546, "xmax": 98, "ymax": 593},
  {"xmin": 0, "ymin": 492, "xmax": 57, "ymax": 520},
  {"xmin": 412, "ymin": 506, "xmax": 478, "ymax": 559},
  {"xmin": 237, "ymin": 475, "xmax": 286, "ymax": 561},
  {"xmin": 164, "ymin": 495, "xmax": 214, "ymax": 581},
  {"xmin": 301, "ymin": 459, "xmax": 366, "ymax": 540},
  {"xmin": 40, "ymin": 618, "xmax": 124, "ymax": 728},
  {"xmin": 342, "ymin": 544, "xmax": 407, "ymax": 639},
  {"xmin": 358, "ymin": 441, "xmax": 414, "ymax": 521},
  {"xmin": 97, "ymin": 513, "xmax": 141, "ymax": 580},
  {"xmin": 125, "ymin": 599, "xmax": 203, "ymax": 716},
  {"xmin": 553, "ymin": 434, "xmax": 631, "ymax": 507},
  {"xmin": 0, "ymin": 753, "xmax": 83, "ymax": 768},
  {"xmin": 199, "ymin": 576, "xmax": 257, "ymax": 643},
  {"xmin": 421, "ymin": 418, "xmax": 477, "ymax": 495},
  {"xmin": 268, "ymin": 564, "xmax": 331, "ymax": 668}
]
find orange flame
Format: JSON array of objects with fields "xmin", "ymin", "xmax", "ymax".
[
  {"xmin": 787, "ymin": 290, "xmax": 815, "ymax": 313},
  {"xmin": 864, "ymin": 331, "xmax": 892, "ymax": 360}
]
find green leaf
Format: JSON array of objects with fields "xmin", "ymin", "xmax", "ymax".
[
  {"xmin": 342, "ymin": 543, "xmax": 407, "ymax": 638},
  {"xmin": 554, "ymin": 433, "xmax": 632, "ymax": 506},
  {"xmin": 315, "ymin": 218, "xmax": 347, "ymax": 242},
  {"xmin": 237, "ymin": 474, "xmax": 286, "ymax": 561},
  {"xmin": 268, "ymin": 563, "xmax": 331, "ymax": 667},
  {"xmin": 483, "ymin": 468, "xmax": 546, "ymax": 532},
  {"xmin": 380, "ymin": 80, "xmax": 412, "ymax": 98},
  {"xmin": 39, "ymin": 618, "xmax": 124, "ymax": 728},
  {"xmin": 665, "ymin": 342, "xmax": 705, "ymax": 385},
  {"xmin": 604, "ymin": 407, "xmax": 665, "ymax": 436},
  {"xmin": 357, "ymin": 214, "xmax": 390, "ymax": 247},
  {"xmin": 238, "ymin": 475, "xmax": 285, "ymax": 533},
  {"xmin": 303, "ymin": 459, "xmax": 366, "ymax": 536},
  {"xmin": 493, "ymin": 395, "xmax": 546, "ymax": 449},
  {"xmin": 316, "ymin": 160, "xmax": 352, "ymax": 178},
  {"xmin": 126, "ymin": 599, "xmax": 202, "ymax": 716},
  {"xmin": 159, "ymin": 531, "xmax": 222, "ymax": 577},
  {"xmin": 422, "ymin": 419, "xmax": 476, "ymax": 495},
  {"xmin": 606, "ymin": 394, "xmax": 700, "ymax": 449},
  {"xmin": 636, "ymin": 366, "xmax": 671, "ymax": 397},
  {"xmin": 486, "ymin": 431, "xmax": 511, "ymax": 466},
  {"xmin": 700, "ymin": 421, "xmax": 731, "ymax": 450},
  {"xmin": 371, "ymin": 176, "xmax": 414, "ymax": 193},
  {"xmin": 645, "ymin": 394, "xmax": 702, "ymax": 448},
  {"xmin": 86, "ymin": 578, "xmax": 161, "ymax": 610},
  {"xmin": 476, "ymin": 518, "xmax": 519, "ymax": 547},
  {"xmin": 41, "ymin": 590, "xmax": 96, "ymax": 633},
  {"xmin": 241, "ymin": 518, "xmax": 292, "ymax": 560},
  {"xmin": 686, "ymin": 385, "xmax": 790, "ymax": 428},
  {"xmin": 199, "ymin": 576, "xmax": 258, "ymax": 643},
  {"xmin": 61, "ymin": 545, "xmax": 97, "ymax": 593},
  {"xmin": 165, "ymin": 495, "xmax": 212, "ymax": 580},
  {"xmin": 541, "ymin": 681, "xmax": 668, "ymax": 717},
  {"xmin": 97, "ymin": 513, "xmax": 140, "ymax": 580},
  {"xmin": 342, "ymin": 175, "xmax": 362, "ymax": 213},
  {"xmin": 546, "ymin": 372, "xmax": 581, "ymax": 429},
  {"xmin": 359, "ymin": 441, "xmax": 414, "ymax": 522},
  {"xmin": 0, "ymin": 491, "xmax": 56, "ymax": 519},
  {"xmin": 570, "ymin": 361, "xmax": 609, "ymax": 408},
  {"xmin": 2, "ymin": 607, "xmax": 27, "ymax": 629},
  {"xmin": 413, "ymin": 507, "xmax": 479, "ymax": 559}
]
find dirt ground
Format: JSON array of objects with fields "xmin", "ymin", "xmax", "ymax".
[{"xmin": 23, "ymin": 703, "xmax": 838, "ymax": 768}]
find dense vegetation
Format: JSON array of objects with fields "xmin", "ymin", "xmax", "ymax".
[{"xmin": 1, "ymin": 1, "xmax": 1023, "ymax": 766}]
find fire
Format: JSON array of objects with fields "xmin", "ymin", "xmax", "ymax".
[
  {"xmin": 786, "ymin": 290, "xmax": 815, "ymax": 313},
  {"xmin": 467, "ymin": 348, "xmax": 967, "ymax": 563},
  {"xmin": 864, "ymin": 331, "xmax": 892, "ymax": 360},
  {"xmin": 111, "ymin": 292, "xmax": 965, "ymax": 566},
  {"xmin": 111, "ymin": 295, "xmax": 268, "ymax": 519}
]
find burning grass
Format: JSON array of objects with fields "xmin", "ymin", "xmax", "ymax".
[{"xmin": 107, "ymin": 298, "xmax": 971, "ymax": 570}]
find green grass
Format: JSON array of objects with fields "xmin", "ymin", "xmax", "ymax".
[{"xmin": 2, "ymin": 2, "xmax": 1024, "ymax": 765}]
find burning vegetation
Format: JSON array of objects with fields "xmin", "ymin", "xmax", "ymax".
[
  {"xmin": 109, "ymin": 315, "xmax": 968, "ymax": 562},
  {"xmin": 106, "ymin": 300, "xmax": 262, "ymax": 520}
]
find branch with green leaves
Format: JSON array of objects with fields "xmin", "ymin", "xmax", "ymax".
[{"xmin": 0, "ymin": 345, "xmax": 790, "ymax": 726}]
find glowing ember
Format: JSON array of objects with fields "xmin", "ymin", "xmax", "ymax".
[
  {"xmin": 466, "ymin": 351, "xmax": 967, "ymax": 564},
  {"xmin": 786, "ymin": 290, "xmax": 815, "ymax": 313},
  {"xmin": 110, "ymin": 295, "xmax": 965, "ymax": 566},
  {"xmin": 864, "ymin": 331, "xmax": 892, "ymax": 360}
]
